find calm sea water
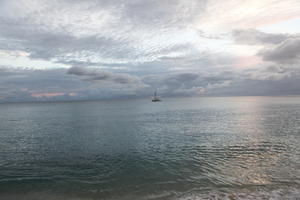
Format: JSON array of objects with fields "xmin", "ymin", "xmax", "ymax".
[{"xmin": 0, "ymin": 97, "xmax": 299, "ymax": 200}]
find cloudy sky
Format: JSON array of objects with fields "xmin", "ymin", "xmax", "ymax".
[{"xmin": 0, "ymin": 0, "xmax": 300, "ymax": 102}]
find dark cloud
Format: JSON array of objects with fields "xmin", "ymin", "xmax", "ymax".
[
  {"xmin": 67, "ymin": 66, "xmax": 140, "ymax": 84},
  {"xmin": 143, "ymin": 71, "xmax": 235, "ymax": 97},
  {"xmin": 0, "ymin": 67, "xmax": 148, "ymax": 102},
  {"xmin": 164, "ymin": 73, "xmax": 199, "ymax": 84},
  {"xmin": 259, "ymin": 37, "xmax": 300, "ymax": 63},
  {"xmin": 2, "ymin": 63, "xmax": 300, "ymax": 103}
]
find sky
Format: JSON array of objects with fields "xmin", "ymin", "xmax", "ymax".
[{"xmin": 0, "ymin": 0, "xmax": 300, "ymax": 102}]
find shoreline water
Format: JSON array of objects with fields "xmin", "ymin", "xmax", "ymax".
[{"xmin": 1, "ymin": 185, "xmax": 299, "ymax": 200}]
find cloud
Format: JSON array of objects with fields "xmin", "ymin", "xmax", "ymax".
[
  {"xmin": 1, "ymin": 0, "xmax": 298, "ymax": 70},
  {"xmin": 31, "ymin": 92, "xmax": 67, "ymax": 98},
  {"xmin": 0, "ymin": 18, "xmax": 133, "ymax": 62},
  {"xmin": 0, "ymin": 0, "xmax": 206, "ymax": 68},
  {"xmin": 1, "ymin": 1, "xmax": 300, "ymax": 102},
  {"xmin": 0, "ymin": 67, "xmax": 150, "ymax": 102},
  {"xmin": 259, "ymin": 37, "xmax": 300, "ymax": 63},
  {"xmin": 213, "ymin": 77, "xmax": 300, "ymax": 96},
  {"xmin": 198, "ymin": 0, "xmax": 300, "ymax": 29},
  {"xmin": 0, "ymin": 67, "xmax": 85, "ymax": 102},
  {"xmin": 67, "ymin": 66, "xmax": 141, "ymax": 84},
  {"xmin": 143, "ymin": 71, "xmax": 235, "ymax": 96},
  {"xmin": 232, "ymin": 29, "xmax": 300, "ymax": 66},
  {"xmin": 232, "ymin": 29, "xmax": 290, "ymax": 45},
  {"xmin": 2, "ymin": 62, "xmax": 300, "ymax": 103}
]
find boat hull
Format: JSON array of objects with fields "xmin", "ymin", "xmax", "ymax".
[{"xmin": 152, "ymin": 99, "xmax": 161, "ymax": 102}]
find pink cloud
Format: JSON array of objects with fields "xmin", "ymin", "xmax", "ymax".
[
  {"xmin": 31, "ymin": 92, "xmax": 65, "ymax": 98},
  {"xmin": 235, "ymin": 56, "xmax": 263, "ymax": 68}
]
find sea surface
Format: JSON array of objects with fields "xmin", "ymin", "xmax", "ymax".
[{"xmin": 0, "ymin": 96, "xmax": 299, "ymax": 200}]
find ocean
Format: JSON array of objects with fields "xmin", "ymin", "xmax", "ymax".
[{"xmin": 0, "ymin": 96, "xmax": 299, "ymax": 199}]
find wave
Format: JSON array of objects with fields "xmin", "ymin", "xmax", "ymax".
[
  {"xmin": 177, "ymin": 185, "xmax": 300, "ymax": 200},
  {"xmin": 1, "ymin": 185, "xmax": 299, "ymax": 200}
]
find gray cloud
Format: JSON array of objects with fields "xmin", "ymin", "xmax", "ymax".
[
  {"xmin": 121, "ymin": 0, "xmax": 206, "ymax": 26},
  {"xmin": 0, "ymin": 67, "xmax": 149, "ymax": 102},
  {"xmin": 259, "ymin": 37, "xmax": 300, "ymax": 63},
  {"xmin": 198, "ymin": 30, "xmax": 227, "ymax": 40},
  {"xmin": 0, "ymin": 67, "xmax": 85, "ymax": 102},
  {"xmin": 2, "ymin": 63, "xmax": 300, "ymax": 103},
  {"xmin": 213, "ymin": 77, "xmax": 300, "ymax": 96},
  {"xmin": 233, "ymin": 29, "xmax": 291, "ymax": 45},
  {"xmin": 0, "ymin": 0, "xmax": 207, "ymax": 67},
  {"xmin": 142, "ymin": 71, "xmax": 235, "ymax": 97},
  {"xmin": 203, "ymin": 64, "xmax": 300, "ymax": 96},
  {"xmin": 67, "ymin": 66, "xmax": 141, "ymax": 84},
  {"xmin": 1, "ymin": 1, "xmax": 300, "ymax": 102},
  {"xmin": 0, "ymin": 18, "xmax": 133, "ymax": 61}
]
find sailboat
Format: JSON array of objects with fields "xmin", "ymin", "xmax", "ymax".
[{"xmin": 152, "ymin": 91, "xmax": 161, "ymax": 102}]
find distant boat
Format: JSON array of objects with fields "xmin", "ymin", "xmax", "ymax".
[{"xmin": 152, "ymin": 91, "xmax": 161, "ymax": 102}]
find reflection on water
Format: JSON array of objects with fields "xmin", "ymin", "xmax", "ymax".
[{"xmin": 0, "ymin": 96, "xmax": 299, "ymax": 199}]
